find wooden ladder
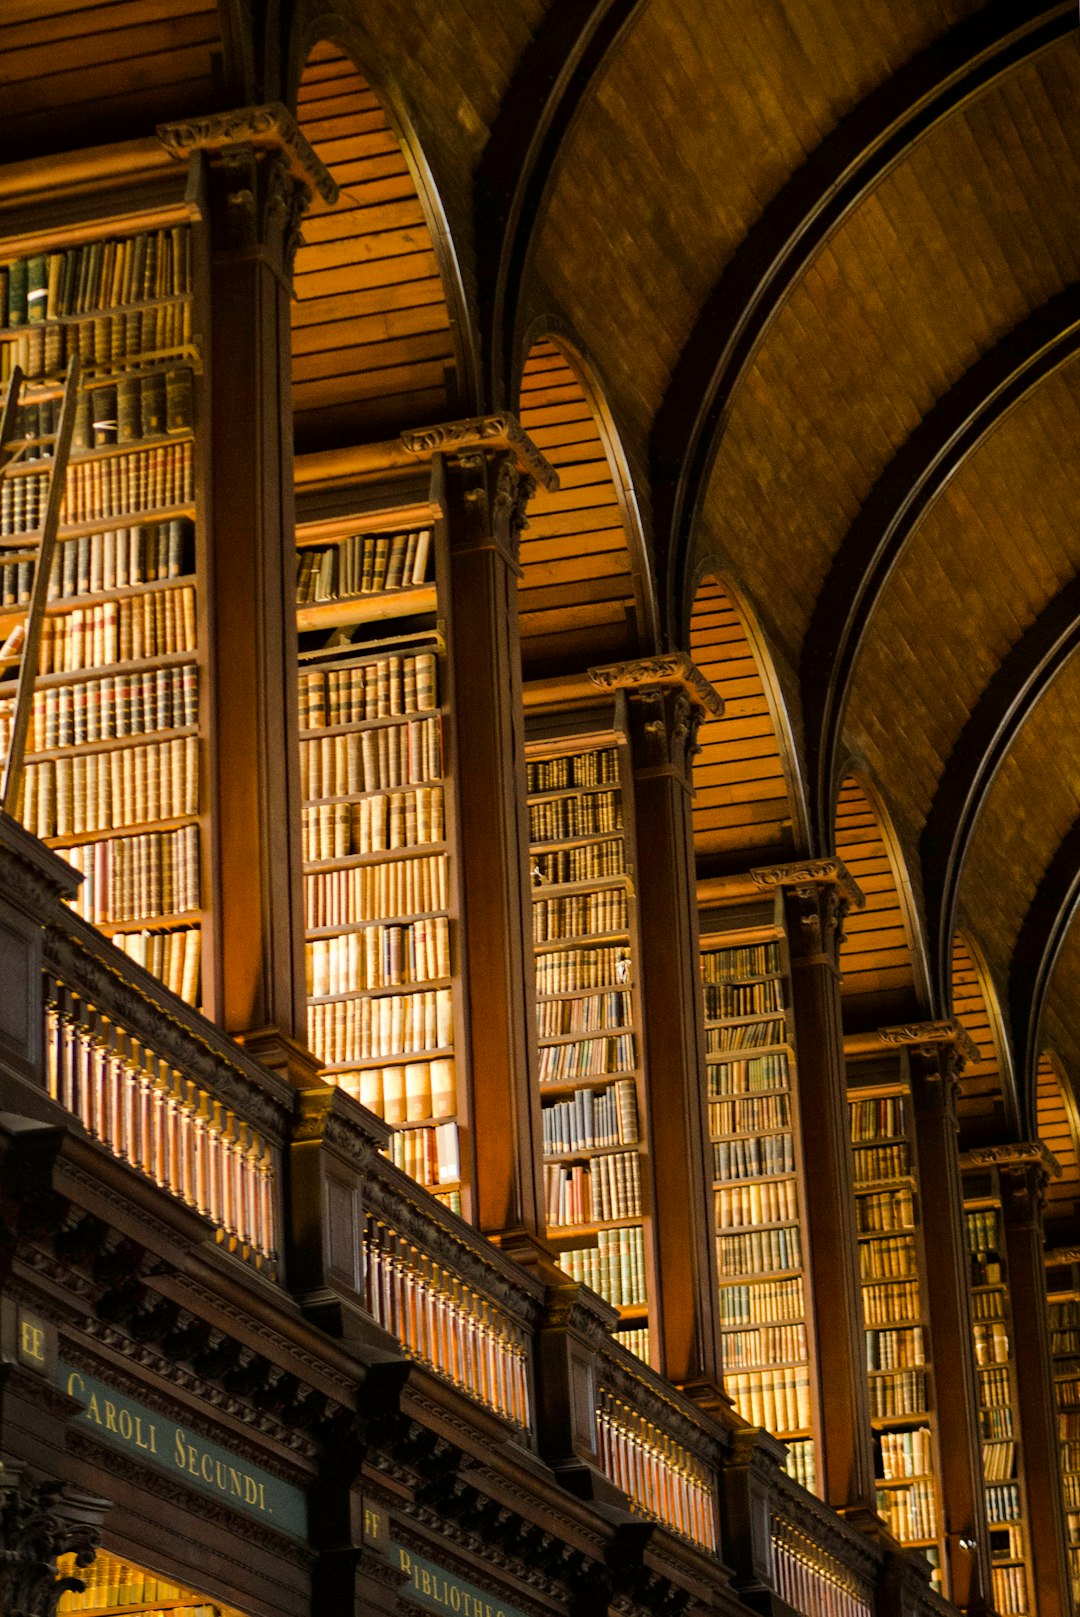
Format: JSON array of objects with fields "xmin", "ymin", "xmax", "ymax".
[{"xmin": 0, "ymin": 353, "xmax": 81, "ymax": 815}]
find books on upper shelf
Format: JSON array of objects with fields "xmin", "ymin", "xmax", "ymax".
[
  {"xmin": 527, "ymin": 734, "xmax": 652, "ymax": 1362},
  {"xmin": 297, "ymin": 511, "xmax": 463, "ymax": 1204},
  {"xmin": 0, "ymin": 222, "xmax": 205, "ymax": 1012},
  {"xmin": 700, "ymin": 911, "xmax": 817, "ymax": 1495}
]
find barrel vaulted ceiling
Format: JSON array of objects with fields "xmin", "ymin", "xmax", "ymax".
[{"xmin": 7, "ymin": 0, "xmax": 1080, "ymax": 1170}]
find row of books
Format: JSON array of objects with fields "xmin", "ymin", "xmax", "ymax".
[
  {"xmin": 974, "ymin": 1320, "xmax": 1010, "ymax": 1365},
  {"xmin": 709, "ymin": 1093, "xmax": 790, "ymax": 1137},
  {"xmin": 2, "ymin": 663, "xmax": 197, "ymax": 752},
  {"xmin": 536, "ymin": 990, "xmax": 632, "ymax": 1038},
  {"xmin": 307, "ymin": 988, "xmax": 453, "ymax": 1064},
  {"xmin": 721, "ymin": 1322, "xmax": 807, "ymax": 1369},
  {"xmin": 859, "ymin": 1234, "xmax": 917, "ymax": 1280},
  {"xmin": 1060, "ymin": 1412, "xmax": 1080, "ymax": 1441},
  {"xmin": 557, "ymin": 1223, "xmax": 646, "ymax": 1307},
  {"xmin": 304, "ymin": 852, "xmax": 448, "ymax": 929},
  {"xmin": 855, "ymin": 1188, "xmax": 915, "ymax": 1233},
  {"xmin": 56, "ymin": 1548, "xmax": 204, "ymax": 1610},
  {"xmin": 542, "ymin": 1079, "xmax": 638, "ymax": 1154},
  {"xmin": 531, "ymin": 839, "xmax": 625, "ymax": 885},
  {"xmin": 526, "ymin": 748, "xmax": 618, "ymax": 793},
  {"xmin": 702, "ymin": 978, "xmax": 783, "ymax": 1020},
  {"xmin": 306, "ymin": 917, "xmax": 450, "ymax": 994},
  {"xmin": 725, "ymin": 1368, "xmax": 810, "ymax": 1434},
  {"xmin": 708, "ymin": 1052, "xmax": 788, "ymax": 1096},
  {"xmin": 979, "ymin": 1363, "xmax": 1012, "ymax": 1407},
  {"xmin": 986, "ymin": 1482, "xmax": 1022, "ymax": 1524},
  {"xmin": 0, "ymin": 442, "xmax": 194, "ymax": 532},
  {"xmin": 595, "ymin": 1400, "xmax": 715, "ymax": 1550},
  {"xmin": 532, "ymin": 888, "xmax": 628, "ymax": 941},
  {"xmin": 782, "ymin": 1439, "xmax": 815, "ymax": 1494},
  {"xmin": 537, "ymin": 1034, "xmax": 635, "ymax": 1084},
  {"xmin": 718, "ymin": 1275, "xmax": 805, "ymax": 1326},
  {"xmin": 981, "ymin": 1405, "xmax": 1014, "ymax": 1440},
  {"xmin": 67, "ymin": 370, "xmax": 194, "ymax": 449},
  {"xmin": 852, "ymin": 1143, "xmax": 909, "ymax": 1185},
  {"xmin": 64, "ymin": 826, "xmax": 199, "ymax": 923},
  {"xmin": 700, "ymin": 942, "xmax": 780, "ymax": 982},
  {"xmin": 46, "ymin": 1004, "xmax": 272, "ymax": 1259},
  {"xmin": 991, "ymin": 1565, "xmax": 1029, "ymax": 1615},
  {"xmin": 300, "ymin": 789, "xmax": 444, "ymax": 862},
  {"xmin": 715, "ymin": 1176, "xmax": 797, "ymax": 1229},
  {"xmin": 299, "ymin": 716, "xmax": 442, "ymax": 796},
  {"xmin": 385, "ymin": 1120, "xmax": 460, "ymax": 1187},
  {"xmin": 973, "ymin": 1286, "xmax": 1006, "ymax": 1321},
  {"xmin": 967, "ymin": 1207, "xmax": 1000, "ymax": 1255},
  {"xmin": 338, "ymin": 1057, "xmax": 456, "ymax": 1124},
  {"xmin": 296, "ymin": 527, "xmax": 432, "ymax": 600},
  {"xmin": 712, "ymin": 1131, "xmax": 794, "ymax": 1180},
  {"xmin": 1, "ymin": 230, "xmax": 192, "ymax": 326},
  {"xmin": 850, "ymin": 1095, "xmax": 906, "ymax": 1141},
  {"xmin": 880, "ymin": 1426, "xmax": 933, "ymax": 1479},
  {"xmin": 544, "ymin": 1150, "xmax": 642, "ymax": 1226},
  {"xmin": 528, "ymin": 791, "xmax": 622, "ymax": 846},
  {"xmin": 863, "ymin": 1279, "xmax": 921, "ymax": 1326},
  {"xmin": 717, "ymin": 1224, "xmax": 801, "ymax": 1277},
  {"xmin": 876, "ymin": 1479, "xmax": 937, "ymax": 1544},
  {"xmin": 297, "ymin": 653, "xmax": 438, "ymax": 728},
  {"xmin": 971, "ymin": 1248, "xmax": 1004, "ymax": 1287},
  {"xmin": 0, "ymin": 520, "xmax": 190, "ymax": 606},
  {"xmin": 865, "ymin": 1326, "xmax": 925, "ymax": 1370},
  {"xmin": 867, "ymin": 1369, "xmax": 927, "ymax": 1418},
  {"xmin": 991, "ymin": 1525, "xmax": 1026, "ymax": 1564},
  {"xmin": 983, "ymin": 1438, "xmax": 1017, "ymax": 1482},
  {"xmin": 112, "ymin": 924, "xmax": 200, "ymax": 1006},
  {"xmin": 21, "ymin": 735, "xmax": 198, "ymax": 837},
  {"xmin": 616, "ymin": 1326, "xmax": 650, "ymax": 1363},
  {"xmin": 2, "ymin": 306, "xmax": 193, "ymax": 384},
  {"xmin": 706, "ymin": 1017, "xmax": 786, "ymax": 1053},
  {"xmin": 31, "ymin": 587, "xmax": 197, "ymax": 673},
  {"xmin": 536, "ymin": 945, "xmax": 631, "ymax": 996}
]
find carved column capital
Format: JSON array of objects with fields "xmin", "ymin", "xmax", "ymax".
[
  {"xmin": 962, "ymin": 1142, "xmax": 1060, "ymax": 1230},
  {"xmin": 158, "ymin": 102, "xmax": 337, "ymax": 201},
  {"xmin": 402, "ymin": 416, "xmax": 555, "ymax": 570},
  {"xmin": 0, "ymin": 1462, "xmax": 109, "ymax": 1617},
  {"xmin": 879, "ymin": 1019, "xmax": 977, "ymax": 1120},
  {"xmin": 587, "ymin": 653, "xmax": 721, "ymax": 788},
  {"xmin": 752, "ymin": 858, "xmax": 863, "ymax": 966}
]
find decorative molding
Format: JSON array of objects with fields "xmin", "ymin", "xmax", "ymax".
[
  {"xmin": 293, "ymin": 1087, "xmax": 392, "ymax": 1158},
  {"xmin": 0, "ymin": 1463, "xmax": 109, "ymax": 1617},
  {"xmin": 400, "ymin": 414, "xmax": 558, "ymax": 492},
  {"xmin": 750, "ymin": 857, "xmax": 864, "ymax": 910},
  {"xmin": 157, "ymin": 103, "xmax": 337, "ymax": 205},
  {"xmin": 959, "ymin": 1140, "xmax": 1061, "ymax": 1179},
  {"xmin": 878, "ymin": 1017, "xmax": 980, "ymax": 1069},
  {"xmin": 587, "ymin": 653, "xmax": 722, "ymax": 717},
  {"xmin": 1045, "ymin": 1247, "xmax": 1080, "ymax": 1267}
]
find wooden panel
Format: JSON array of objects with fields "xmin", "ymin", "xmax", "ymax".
[
  {"xmin": 1036, "ymin": 1051, "xmax": 1080, "ymax": 1231},
  {"xmin": 0, "ymin": 0, "xmax": 220, "ymax": 160},
  {"xmin": 950, "ymin": 934, "xmax": 1010, "ymax": 1144},
  {"xmin": 516, "ymin": 340, "xmax": 640, "ymax": 674},
  {"xmin": 834, "ymin": 777, "xmax": 918, "ymax": 1028},
  {"xmin": 688, "ymin": 577, "xmax": 795, "ymax": 866},
  {"xmin": 292, "ymin": 44, "xmax": 455, "ymax": 448}
]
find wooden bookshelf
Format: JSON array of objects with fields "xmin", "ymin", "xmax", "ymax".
[
  {"xmin": 699, "ymin": 897, "xmax": 817, "ymax": 1495},
  {"xmin": 57, "ymin": 1546, "xmax": 227, "ymax": 1617},
  {"xmin": 1045, "ymin": 1258, "xmax": 1080, "ymax": 1607},
  {"xmin": 848, "ymin": 1070, "xmax": 945, "ymax": 1588},
  {"xmin": 526, "ymin": 722, "xmax": 654, "ymax": 1364},
  {"xmin": 960, "ymin": 1178, "xmax": 1033, "ymax": 1615},
  {"xmin": 296, "ymin": 504, "xmax": 467, "ymax": 1214},
  {"xmin": 0, "ymin": 222, "xmax": 209, "ymax": 1012}
]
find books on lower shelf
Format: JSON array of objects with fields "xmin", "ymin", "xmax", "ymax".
[
  {"xmin": 1047, "ymin": 1272, "xmax": 1080, "ymax": 1603},
  {"xmin": 297, "ymin": 520, "xmax": 462, "ymax": 1201},
  {"xmin": 528, "ymin": 736, "xmax": 651, "ymax": 1360},
  {"xmin": 701, "ymin": 921, "xmax": 815, "ymax": 1491}
]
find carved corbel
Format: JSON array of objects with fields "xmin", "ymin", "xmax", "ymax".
[
  {"xmin": 751, "ymin": 858, "xmax": 864, "ymax": 964},
  {"xmin": 587, "ymin": 653, "xmax": 722, "ymax": 788},
  {"xmin": 400, "ymin": 415, "xmax": 555, "ymax": 569},
  {"xmin": 0, "ymin": 1462, "xmax": 109, "ymax": 1617},
  {"xmin": 878, "ymin": 1019, "xmax": 978, "ymax": 1120}
]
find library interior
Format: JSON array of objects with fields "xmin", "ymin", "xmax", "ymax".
[{"xmin": 3, "ymin": 3, "xmax": 1080, "ymax": 1617}]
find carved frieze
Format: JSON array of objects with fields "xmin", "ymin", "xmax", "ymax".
[
  {"xmin": 959, "ymin": 1140, "xmax": 1061, "ymax": 1179},
  {"xmin": 750, "ymin": 857, "xmax": 864, "ymax": 910},
  {"xmin": 878, "ymin": 1017, "xmax": 980, "ymax": 1071},
  {"xmin": 400, "ymin": 414, "xmax": 558, "ymax": 492},
  {"xmin": 588, "ymin": 652, "xmax": 723, "ymax": 719},
  {"xmin": 157, "ymin": 103, "xmax": 337, "ymax": 205}
]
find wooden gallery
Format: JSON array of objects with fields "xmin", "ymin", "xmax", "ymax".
[{"xmin": 2, "ymin": 4, "xmax": 1080, "ymax": 1617}]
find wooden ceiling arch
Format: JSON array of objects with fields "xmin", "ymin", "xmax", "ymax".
[
  {"xmin": 950, "ymin": 932, "xmax": 1018, "ymax": 1146},
  {"xmin": 1009, "ymin": 812, "xmax": 1080, "ymax": 1130},
  {"xmin": 650, "ymin": 0, "xmax": 1074, "ymax": 630},
  {"xmin": 1037, "ymin": 1050, "xmax": 1080, "ymax": 1235},
  {"xmin": 803, "ymin": 282, "xmax": 1080, "ymax": 847}
]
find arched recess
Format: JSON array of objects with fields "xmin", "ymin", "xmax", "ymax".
[
  {"xmin": 950, "ymin": 932, "xmax": 1018, "ymax": 1146},
  {"xmin": 833, "ymin": 774, "xmax": 927, "ymax": 1030},
  {"xmin": 516, "ymin": 336, "xmax": 656, "ymax": 674},
  {"xmin": 290, "ymin": 40, "xmax": 473, "ymax": 449},
  {"xmin": 1037, "ymin": 1051, "xmax": 1080, "ymax": 1237},
  {"xmin": 688, "ymin": 574, "xmax": 807, "ymax": 870}
]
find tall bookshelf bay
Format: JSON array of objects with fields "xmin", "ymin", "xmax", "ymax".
[
  {"xmin": 0, "ymin": 223, "xmax": 207, "ymax": 1008},
  {"xmin": 1046, "ymin": 1258, "xmax": 1080, "ymax": 1606},
  {"xmin": 297, "ymin": 509, "xmax": 465, "ymax": 1213}
]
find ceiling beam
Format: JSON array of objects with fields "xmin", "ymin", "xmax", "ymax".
[
  {"xmin": 924, "ymin": 575, "xmax": 1080, "ymax": 1003},
  {"xmin": 1010, "ymin": 816, "xmax": 1080, "ymax": 1130},
  {"xmin": 475, "ymin": 0, "xmax": 648, "ymax": 409},
  {"xmin": 650, "ymin": 0, "xmax": 1074, "ymax": 641},
  {"xmin": 802, "ymin": 284, "xmax": 1080, "ymax": 846}
]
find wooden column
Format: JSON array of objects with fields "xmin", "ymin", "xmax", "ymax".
[
  {"xmin": 158, "ymin": 109, "xmax": 335, "ymax": 1053},
  {"xmin": 436, "ymin": 418, "xmax": 558, "ymax": 1240},
  {"xmin": 897, "ymin": 1023, "xmax": 992, "ymax": 1614},
  {"xmin": 589, "ymin": 654, "xmax": 725, "ymax": 1399},
  {"xmin": 996, "ymin": 1145, "xmax": 1073, "ymax": 1617},
  {"xmin": 752, "ymin": 860, "xmax": 877, "ymax": 1513}
]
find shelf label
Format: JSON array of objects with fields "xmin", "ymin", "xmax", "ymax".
[{"xmin": 59, "ymin": 1361, "xmax": 308, "ymax": 1540}]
